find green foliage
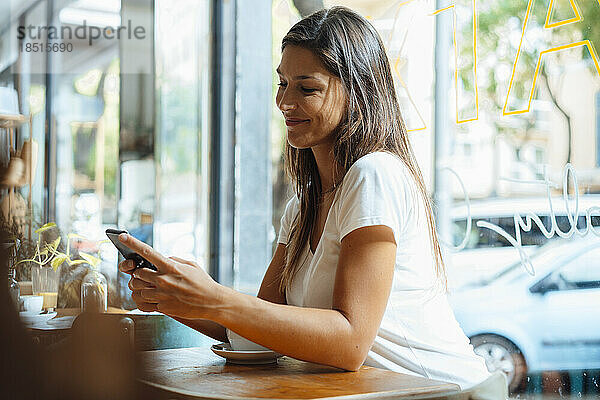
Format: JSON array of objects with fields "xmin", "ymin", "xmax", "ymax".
[
  {"xmin": 0, "ymin": 204, "xmax": 48, "ymax": 280},
  {"xmin": 571, "ymin": 2, "xmax": 600, "ymax": 46},
  {"xmin": 35, "ymin": 222, "xmax": 57, "ymax": 234},
  {"xmin": 159, "ymin": 84, "xmax": 198, "ymax": 175},
  {"xmin": 459, "ymin": 0, "xmax": 599, "ymax": 144},
  {"xmin": 14, "ymin": 223, "xmax": 106, "ymax": 272},
  {"xmin": 102, "ymin": 59, "xmax": 120, "ymax": 198}
]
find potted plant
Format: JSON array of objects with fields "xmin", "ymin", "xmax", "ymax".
[{"xmin": 16, "ymin": 222, "xmax": 107, "ymax": 312}]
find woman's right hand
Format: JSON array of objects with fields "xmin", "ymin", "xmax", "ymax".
[{"xmin": 118, "ymin": 259, "xmax": 158, "ymax": 312}]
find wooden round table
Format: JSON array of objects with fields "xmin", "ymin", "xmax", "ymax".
[{"xmin": 138, "ymin": 346, "xmax": 461, "ymax": 399}]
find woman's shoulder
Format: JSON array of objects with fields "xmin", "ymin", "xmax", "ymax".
[
  {"xmin": 354, "ymin": 150, "xmax": 402, "ymax": 166},
  {"xmin": 281, "ymin": 194, "xmax": 300, "ymax": 221},
  {"xmin": 334, "ymin": 151, "xmax": 420, "ymax": 243},
  {"xmin": 337, "ymin": 151, "xmax": 420, "ymax": 215},
  {"xmin": 342, "ymin": 151, "xmax": 411, "ymax": 186}
]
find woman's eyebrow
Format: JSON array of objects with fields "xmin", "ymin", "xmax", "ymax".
[{"xmin": 276, "ymin": 67, "xmax": 322, "ymax": 81}]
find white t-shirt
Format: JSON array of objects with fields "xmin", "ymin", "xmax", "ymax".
[{"xmin": 277, "ymin": 151, "xmax": 491, "ymax": 390}]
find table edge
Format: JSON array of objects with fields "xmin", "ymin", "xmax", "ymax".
[{"xmin": 138, "ymin": 378, "xmax": 461, "ymax": 400}]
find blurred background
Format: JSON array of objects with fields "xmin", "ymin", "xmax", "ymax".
[{"xmin": 0, "ymin": 0, "xmax": 599, "ymax": 397}]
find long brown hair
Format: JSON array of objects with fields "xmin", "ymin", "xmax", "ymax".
[{"xmin": 280, "ymin": 6, "xmax": 446, "ymax": 293}]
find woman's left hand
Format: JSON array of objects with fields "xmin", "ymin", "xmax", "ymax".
[{"xmin": 118, "ymin": 233, "xmax": 224, "ymax": 319}]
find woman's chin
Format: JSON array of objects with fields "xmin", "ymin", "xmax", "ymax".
[{"xmin": 286, "ymin": 132, "xmax": 312, "ymax": 150}]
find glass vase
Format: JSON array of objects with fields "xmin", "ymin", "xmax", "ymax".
[
  {"xmin": 2, "ymin": 241, "xmax": 20, "ymax": 308},
  {"xmin": 31, "ymin": 264, "xmax": 59, "ymax": 311},
  {"xmin": 8, "ymin": 268, "xmax": 20, "ymax": 309},
  {"xmin": 81, "ymin": 269, "xmax": 107, "ymax": 313}
]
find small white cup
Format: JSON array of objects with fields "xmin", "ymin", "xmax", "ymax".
[
  {"xmin": 20, "ymin": 295, "xmax": 43, "ymax": 314},
  {"xmin": 226, "ymin": 329, "xmax": 270, "ymax": 351}
]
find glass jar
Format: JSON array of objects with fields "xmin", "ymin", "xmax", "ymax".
[
  {"xmin": 32, "ymin": 264, "xmax": 59, "ymax": 311},
  {"xmin": 8, "ymin": 268, "xmax": 20, "ymax": 309},
  {"xmin": 81, "ymin": 269, "xmax": 107, "ymax": 313},
  {"xmin": 3, "ymin": 241, "xmax": 20, "ymax": 308}
]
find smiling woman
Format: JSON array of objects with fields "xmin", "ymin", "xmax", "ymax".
[
  {"xmin": 276, "ymin": 46, "xmax": 347, "ymax": 151},
  {"xmin": 119, "ymin": 5, "xmax": 500, "ymax": 393}
]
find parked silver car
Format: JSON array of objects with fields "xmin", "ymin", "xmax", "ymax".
[
  {"xmin": 448, "ymin": 235, "xmax": 600, "ymax": 391},
  {"xmin": 448, "ymin": 195, "xmax": 600, "ymax": 290}
]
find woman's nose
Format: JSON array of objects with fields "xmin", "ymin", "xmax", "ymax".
[{"xmin": 277, "ymin": 89, "xmax": 297, "ymax": 112}]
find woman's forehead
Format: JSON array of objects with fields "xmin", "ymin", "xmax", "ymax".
[{"xmin": 278, "ymin": 46, "xmax": 331, "ymax": 80}]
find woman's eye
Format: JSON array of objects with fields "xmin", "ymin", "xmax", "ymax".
[{"xmin": 277, "ymin": 82, "xmax": 316, "ymax": 94}]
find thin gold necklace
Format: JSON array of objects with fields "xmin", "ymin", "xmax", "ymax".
[
  {"xmin": 322, "ymin": 186, "xmax": 336, "ymax": 195},
  {"xmin": 318, "ymin": 185, "xmax": 337, "ymax": 204}
]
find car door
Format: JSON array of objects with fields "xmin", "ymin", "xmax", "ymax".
[{"xmin": 531, "ymin": 245, "xmax": 600, "ymax": 371}]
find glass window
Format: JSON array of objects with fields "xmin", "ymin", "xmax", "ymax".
[
  {"xmin": 51, "ymin": 1, "xmax": 120, "ymax": 236},
  {"xmin": 557, "ymin": 246, "xmax": 600, "ymax": 288},
  {"xmin": 0, "ymin": 0, "xmax": 48, "ymax": 239},
  {"xmin": 47, "ymin": 1, "xmax": 122, "ymax": 309},
  {"xmin": 154, "ymin": 0, "xmax": 211, "ymax": 266},
  {"xmin": 270, "ymin": 1, "xmax": 600, "ymax": 396}
]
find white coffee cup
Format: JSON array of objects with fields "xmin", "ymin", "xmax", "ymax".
[
  {"xmin": 20, "ymin": 295, "xmax": 43, "ymax": 314},
  {"xmin": 226, "ymin": 329, "xmax": 270, "ymax": 351}
]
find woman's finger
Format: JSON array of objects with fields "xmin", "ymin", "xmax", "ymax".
[
  {"xmin": 132, "ymin": 266, "xmax": 161, "ymax": 285},
  {"xmin": 137, "ymin": 302, "xmax": 159, "ymax": 313},
  {"xmin": 128, "ymin": 277, "xmax": 155, "ymax": 291},
  {"xmin": 140, "ymin": 288, "xmax": 169, "ymax": 302},
  {"xmin": 132, "ymin": 290, "xmax": 157, "ymax": 305},
  {"xmin": 118, "ymin": 233, "xmax": 174, "ymax": 273},
  {"xmin": 156, "ymin": 299, "xmax": 177, "ymax": 315},
  {"xmin": 119, "ymin": 259, "xmax": 136, "ymax": 273}
]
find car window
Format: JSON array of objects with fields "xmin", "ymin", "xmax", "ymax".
[
  {"xmin": 555, "ymin": 246, "xmax": 600, "ymax": 290},
  {"xmin": 452, "ymin": 217, "xmax": 516, "ymax": 249},
  {"xmin": 453, "ymin": 215, "xmax": 600, "ymax": 250}
]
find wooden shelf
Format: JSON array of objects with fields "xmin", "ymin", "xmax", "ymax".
[{"xmin": 0, "ymin": 113, "xmax": 27, "ymax": 129}]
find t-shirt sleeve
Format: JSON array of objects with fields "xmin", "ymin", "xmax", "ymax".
[
  {"xmin": 335, "ymin": 154, "xmax": 415, "ymax": 244},
  {"xmin": 277, "ymin": 196, "xmax": 300, "ymax": 245}
]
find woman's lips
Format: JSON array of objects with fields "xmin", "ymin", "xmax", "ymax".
[{"xmin": 285, "ymin": 119, "xmax": 309, "ymax": 127}]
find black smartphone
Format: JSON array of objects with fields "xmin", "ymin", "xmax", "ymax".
[{"xmin": 105, "ymin": 228, "xmax": 157, "ymax": 271}]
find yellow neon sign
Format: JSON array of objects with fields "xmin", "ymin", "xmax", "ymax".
[
  {"xmin": 384, "ymin": 0, "xmax": 428, "ymax": 132},
  {"xmin": 392, "ymin": 55, "xmax": 428, "ymax": 131},
  {"xmin": 544, "ymin": 0, "xmax": 581, "ymax": 29},
  {"xmin": 432, "ymin": 1, "xmax": 479, "ymax": 124},
  {"xmin": 503, "ymin": 0, "xmax": 600, "ymax": 116}
]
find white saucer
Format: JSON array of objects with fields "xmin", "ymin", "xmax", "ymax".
[
  {"xmin": 210, "ymin": 343, "xmax": 282, "ymax": 365},
  {"xmin": 19, "ymin": 311, "xmax": 57, "ymax": 326}
]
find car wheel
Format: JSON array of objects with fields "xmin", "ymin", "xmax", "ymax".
[{"xmin": 470, "ymin": 334, "xmax": 528, "ymax": 392}]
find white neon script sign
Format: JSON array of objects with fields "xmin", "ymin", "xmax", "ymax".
[{"xmin": 473, "ymin": 164, "xmax": 600, "ymax": 276}]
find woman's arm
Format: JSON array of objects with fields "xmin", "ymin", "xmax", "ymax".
[
  {"xmin": 124, "ymin": 225, "xmax": 396, "ymax": 371},
  {"xmin": 122, "ymin": 245, "xmax": 289, "ymax": 342},
  {"xmin": 256, "ymin": 243, "xmax": 288, "ymax": 304},
  {"xmin": 168, "ymin": 245, "xmax": 289, "ymax": 341},
  {"xmin": 214, "ymin": 226, "xmax": 396, "ymax": 370},
  {"xmin": 169, "ymin": 317, "xmax": 228, "ymax": 342}
]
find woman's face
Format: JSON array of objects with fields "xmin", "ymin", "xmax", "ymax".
[{"xmin": 276, "ymin": 45, "xmax": 347, "ymax": 150}]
